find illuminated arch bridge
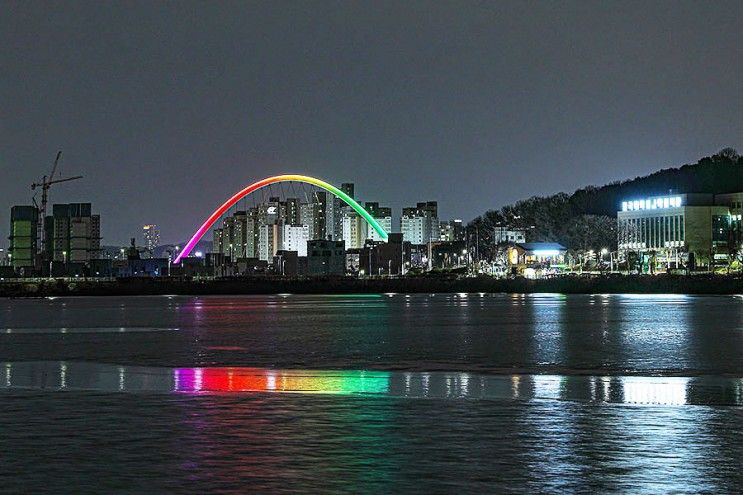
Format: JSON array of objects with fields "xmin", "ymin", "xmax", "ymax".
[{"xmin": 174, "ymin": 174, "xmax": 389, "ymax": 264}]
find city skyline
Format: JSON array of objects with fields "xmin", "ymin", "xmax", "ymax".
[
  {"xmin": 3, "ymin": 4, "xmax": 743, "ymax": 493},
  {"xmin": 2, "ymin": 2, "xmax": 742, "ymax": 245}
]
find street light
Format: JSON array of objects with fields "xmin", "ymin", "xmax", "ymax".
[
  {"xmin": 166, "ymin": 250, "xmax": 173, "ymax": 277},
  {"xmin": 600, "ymin": 248, "xmax": 615, "ymax": 272}
]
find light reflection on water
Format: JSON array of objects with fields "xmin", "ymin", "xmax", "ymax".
[
  {"xmin": 2, "ymin": 366, "xmax": 743, "ymax": 493},
  {"xmin": 3, "ymin": 326, "xmax": 180, "ymax": 334},
  {"xmin": 3, "ymin": 361, "xmax": 743, "ymax": 406},
  {"xmin": 3, "ymin": 295, "xmax": 743, "ymax": 492},
  {"xmin": 2, "ymin": 294, "xmax": 743, "ymax": 375}
]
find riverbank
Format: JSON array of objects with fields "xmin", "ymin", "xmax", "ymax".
[{"xmin": 2, "ymin": 273, "xmax": 743, "ymax": 297}]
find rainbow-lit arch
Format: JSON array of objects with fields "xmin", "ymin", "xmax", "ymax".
[{"xmin": 174, "ymin": 174, "xmax": 388, "ymax": 264}]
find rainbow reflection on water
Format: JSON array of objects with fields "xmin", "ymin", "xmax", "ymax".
[{"xmin": 173, "ymin": 367, "xmax": 391, "ymax": 395}]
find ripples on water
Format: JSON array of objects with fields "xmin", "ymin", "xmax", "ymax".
[{"xmin": 1, "ymin": 294, "xmax": 743, "ymax": 493}]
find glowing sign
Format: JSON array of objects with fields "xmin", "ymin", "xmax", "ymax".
[
  {"xmin": 174, "ymin": 175, "xmax": 389, "ymax": 263},
  {"xmin": 531, "ymin": 249, "xmax": 562, "ymax": 257},
  {"xmin": 621, "ymin": 196, "xmax": 682, "ymax": 212}
]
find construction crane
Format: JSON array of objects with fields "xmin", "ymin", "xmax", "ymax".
[{"xmin": 31, "ymin": 151, "xmax": 83, "ymax": 253}]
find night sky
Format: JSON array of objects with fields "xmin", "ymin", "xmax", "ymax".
[{"xmin": 1, "ymin": 1, "xmax": 741, "ymax": 245}]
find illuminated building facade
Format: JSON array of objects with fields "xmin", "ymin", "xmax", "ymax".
[
  {"xmin": 282, "ymin": 224, "xmax": 310, "ymax": 257},
  {"xmin": 401, "ymin": 201, "xmax": 438, "ymax": 245},
  {"xmin": 258, "ymin": 223, "xmax": 281, "ymax": 262},
  {"xmin": 364, "ymin": 202, "xmax": 392, "ymax": 242},
  {"xmin": 507, "ymin": 242, "xmax": 567, "ymax": 266},
  {"xmin": 8, "ymin": 205, "xmax": 39, "ymax": 271},
  {"xmin": 341, "ymin": 210, "xmax": 368, "ymax": 249},
  {"xmin": 617, "ymin": 193, "xmax": 735, "ymax": 267}
]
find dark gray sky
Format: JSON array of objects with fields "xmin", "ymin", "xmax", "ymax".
[{"xmin": 1, "ymin": 1, "xmax": 741, "ymax": 245}]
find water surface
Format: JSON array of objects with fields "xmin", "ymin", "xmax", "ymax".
[{"xmin": 1, "ymin": 294, "xmax": 742, "ymax": 493}]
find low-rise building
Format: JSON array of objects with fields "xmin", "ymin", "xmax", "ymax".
[
  {"xmin": 235, "ymin": 257, "xmax": 268, "ymax": 276},
  {"xmin": 307, "ymin": 239, "xmax": 345, "ymax": 275},
  {"xmin": 273, "ymin": 250, "xmax": 303, "ymax": 276},
  {"xmin": 431, "ymin": 241, "xmax": 467, "ymax": 269},
  {"xmin": 617, "ymin": 193, "xmax": 735, "ymax": 269},
  {"xmin": 493, "ymin": 226, "xmax": 526, "ymax": 245},
  {"xmin": 358, "ymin": 233, "xmax": 411, "ymax": 276},
  {"xmin": 116, "ymin": 258, "xmax": 169, "ymax": 277},
  {"xmin": 507, "ymin": 242, "xmax": 567, "ymax": 267}
]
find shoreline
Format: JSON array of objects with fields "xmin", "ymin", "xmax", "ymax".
[{"xmin": 2, "ymin": 273, "xmax": 743, "ymax": 297}]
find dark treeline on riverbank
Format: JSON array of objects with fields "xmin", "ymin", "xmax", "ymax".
[{"xmin": 3, "ymin": 274, "xmax": 743, "ymax": 297}]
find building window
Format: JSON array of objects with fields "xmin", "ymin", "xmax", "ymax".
[
  {"xmin": 665, "ymin": 216, "xmax": 670, "ymax": 245},
  {"xmin": 712, "ymin": 215, "xmax": 730, "ymax": 243}
]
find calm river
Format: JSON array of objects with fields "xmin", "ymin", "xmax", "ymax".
[{"xmin": 1, "ymin": 294, "xmax": 742, "ymax": 493}]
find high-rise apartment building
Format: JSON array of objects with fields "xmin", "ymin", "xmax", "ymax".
[
  {"xmin": 340, "ymin": 183, "xmax": 355, "ymax": 199},
  {"xmin": 311, "ymin": 191, "xmax": 330, "ymax": 240},
  {"xmin": 213, "ymin": 209, "xmax": 260, "ymax": 259},
  {"xmin": 341, "ymin": 211, "xmax": 368, "ymax": 249},
  {"xmin": 142, "ymin": 224, "xmax": 160, "ymax": 255},
  {"xmin": 364, "ymin": 202, "xmax": 392, "ymax": 242},
  {"xmin": 258, "ymin": 223, "xmax": 281, "ymax": 261},
  {"xmin": 282, "ymin": 224, "xmax": 310, "ymax": 256},
  {"xmin": 280, "ymin": 197, "xmax": 301, "ymax": 225},
  {"xmin": 440, "ymin": 219, "xmax": 466, "ymax": 242},
  {"xmin": 401, "ymin": 201, "xmax": 439, "ymax": 245},
  {"xmin": 8, "ymin": 205, "xmax": 39, "ymax": 270},
  {"xmin": 45, "ymin": 203, "xmax": 101, "ymax": 263},
  {"xmin": 213, "ymin": 227, "xmax": 225, "ymax": 257},
  {"xmin": 332, "ymin": 183, "xmax": 355, "ymax": 240},
  {"xmin": 300, "ymin": 203, "xmax": 316, "ymax": 240},
  {"xmin": 209, "ymin": 183, "xmax": 377, "ymax": 266}
]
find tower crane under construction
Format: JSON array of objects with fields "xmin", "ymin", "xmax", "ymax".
[{"xmin": 31, "ymin": 151, "xmax": 83, "ymax": 254}]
